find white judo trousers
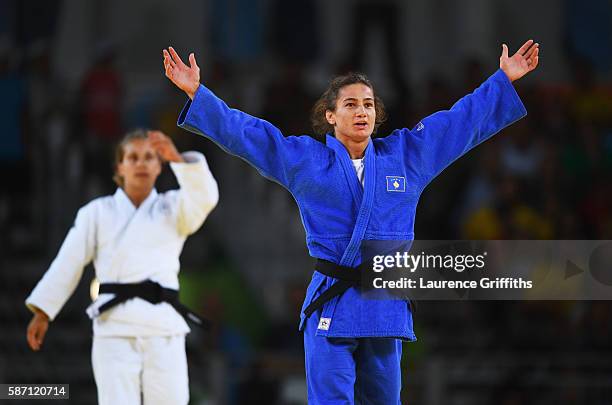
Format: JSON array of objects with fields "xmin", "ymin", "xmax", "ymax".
[{"xmin": 92, "ymin": 335, "xmax": 188, "ymax": 405}]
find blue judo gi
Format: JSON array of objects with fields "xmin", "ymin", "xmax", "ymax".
[{"xmin": 178, "ymin": 69, "xmax": 527, "ymax": 404}]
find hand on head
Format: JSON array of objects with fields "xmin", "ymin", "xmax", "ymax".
[{"xmin": 149, "ymin": 131, "xmax": 184, "ymax": 163}]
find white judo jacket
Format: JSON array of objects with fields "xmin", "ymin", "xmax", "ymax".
[{"xmin": 26, "ymin": 151, "xmax": 219, "ymax": 336}]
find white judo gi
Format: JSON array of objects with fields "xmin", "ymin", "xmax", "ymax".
[{"xmin": 26, "ymin": 151, "xmax": 219, "ymax": 405}]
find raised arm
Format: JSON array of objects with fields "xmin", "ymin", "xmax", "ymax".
[
  {"xmin": 171, "ymin": 152, "xmax": 218, "ymax": 236},
  {"xmin": 398, "ymin": 40, "xmax": 539, "ymax": 184},
  {"xmin": 26, "ymin": 203, "xmax": 97, "ymax": 350},
  {"xmin": 163, "ymin": 47, "xmax": 324, "ymax": 190},
  {"xmin": 149, "ymin": 130, "xmax": 219, "ymax": 235}
]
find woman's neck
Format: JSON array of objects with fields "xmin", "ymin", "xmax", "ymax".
[
  {"xmin": 123, "ymin": 186, "xmax": 153, "ymax": 208},
  {"xmin": 335, "ymin": 134, "xmax": 370, "ymax": 159}
]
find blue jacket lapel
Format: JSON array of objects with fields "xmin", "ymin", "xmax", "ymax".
[
  {"xmin": 326, "ymin": 134, "xmax": 363, "ymax": 205},
  {"xmin": 326, "ymin": 135, "xmax": 376, "ymax": 267}
]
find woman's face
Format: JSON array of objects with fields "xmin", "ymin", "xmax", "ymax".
[
  {"xmin": 326, "ymin": 83, "xmax": 376, "ymax": 142},
  {"xmin": 116, "ymin": 138, "xmax": 162, "ymax": 191}
]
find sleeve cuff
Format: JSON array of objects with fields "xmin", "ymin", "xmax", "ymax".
[
  {"xmin": 170, "ymin": 151, "xmax": 206, "ymax": 168},
  {"xmin": 493, "ymin": 68, "xmax": 527, "ymax": 118},
  {"xmin": 177, "ymin": 84, "xmax": 206, "ymax": 130},
  {"xmin": 25, "ymin": 299, "xmax": 56, "ymax": 321},
  {"xmin": 169, "ymin": 151, "xmax": 209, "ymax": 179}
]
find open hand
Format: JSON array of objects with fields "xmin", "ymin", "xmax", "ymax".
[
  {"xmin": 163, "ymin": 47, "xmax": 200, "ymax": 100},
  {"xmin": 500, "ymin": 40, "xmax": 540, "ymax": 82},
  {"xmin": 149, "ymin": 130, "xmax": 184, "ymax": 163}
]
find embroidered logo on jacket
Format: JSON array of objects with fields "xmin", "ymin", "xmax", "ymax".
[
  {"xmin": 416, "ymin": 121, "xmax": 424, "ymax": 131},
  {"xmin": 318, "ymin": 317, "xmax": 331, "ymax": 331},
  {"xmin": 386, "ymin": 176, "xmax": 406, "ymax": 192}
]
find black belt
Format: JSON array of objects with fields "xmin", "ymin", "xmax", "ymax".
[
  {"xmin": 302, "ymin": 259, "xmax": 416, "ymax": 319},
  {"xmin": 98, "ymin": 280, "xmax": 210, "ymax": 330}
]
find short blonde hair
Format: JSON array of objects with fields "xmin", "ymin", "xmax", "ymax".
[{"xmin": 112, "ymin": 129, "xmax": 160, "ymax": 187}]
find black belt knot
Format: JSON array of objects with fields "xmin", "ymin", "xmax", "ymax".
[
  {"xmin": 97, "ymin": 280, "xmax": 210, "ymax": 329},
  {"xmin": 302, "ymin": 259, "xmax": 416, "ymax": 319}
]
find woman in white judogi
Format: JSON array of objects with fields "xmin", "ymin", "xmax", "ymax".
[{"xmin": 25, "ymin": 129, "xmax": 219, "ymax": 405}]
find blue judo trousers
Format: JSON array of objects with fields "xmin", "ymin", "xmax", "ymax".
[{"xmin": 178, "ymin": 69, "xmax": 527, "ymax": 404}]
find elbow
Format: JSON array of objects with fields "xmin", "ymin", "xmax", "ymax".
[
  {"xmin": 206, "ymin": 182, "xmax": 220, "ymax": 211},
  {"xmin": 202, "ymin": 198, "xmax": 218, "ymax": 217},
  {"xmin": 194, "ymin": 191, "xmax": 219, "ymax": 232}
]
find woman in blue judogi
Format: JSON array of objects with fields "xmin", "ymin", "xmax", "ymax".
[{"xmin": 163, "ymin": 40, "xmax": 539, "ymax": 404}]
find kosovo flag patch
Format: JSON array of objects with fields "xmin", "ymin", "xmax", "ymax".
[{"xmin": 386, "ymin": 176, "xmax": 406, "ymax": 192}]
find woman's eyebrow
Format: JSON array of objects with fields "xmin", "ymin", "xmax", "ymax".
[{"xmin": 342, "ymin": 97, "xmax": 374, "ymax": 102}]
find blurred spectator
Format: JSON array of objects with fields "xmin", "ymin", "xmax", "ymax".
[
  {"xmin": 78, "ymin": 41, "xmax": 123, "ymax": 142},
  {"xmin": 0, "ymin": 36, "xmax": 26, "ymax": 167},
  {"xmin": 567, "ymin": 58, "xmax": 612, "ymax": 127},
  {"xmin": 77, "ymin": 41, "xmax": 123, "ymax": 186},
  {"xmin": 455, "ymin": 145, "xmax": 500, "ymax": 231},
  {"xmin": 0, "ymin": 36, "xmax": 29, "ymax": 252},
  {"xmin": 462, "ymin": 176, "xmax": 553, "ymax": 239},
  {"xmin": 499, "ymin": 120, "xmax": 544, "ymax": 179}
]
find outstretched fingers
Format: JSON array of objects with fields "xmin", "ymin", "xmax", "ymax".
[
  {"xmin": 524, "ymin": 42, "xmax": 539, "ymax": 60},
  {"xmin": 528, "ymin": 47, "xmax": 540, "ymax": 70},
  {"xmin": 501, "ymin": 43, "xmax": 509, "ymax": 59},
  {"xmin": 163, "ymin": 51, "xmax": 178, "ymax": 80},
  {"xmin": 163, "ymin": 50, "xmax": 176, "ymax": 68},
  {"xmin": 516, "ymin": 39, "xmax": 534, "ymax": 56},
  {"xmin": 161, "ymin": 47, "xmax": 200, "ymax": 98},
  {"xmin": 188, "ymin": 53, "xmax": 199, "ymax": 70},
  {"xmin": 168, "ymin": 46, "xmax": 186, "ymax": 67},
  {"xmin": 163, "ymin": 51, "xmax": 173, "ymax": 75}
]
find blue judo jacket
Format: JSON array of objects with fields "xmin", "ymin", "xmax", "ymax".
[{"xmin": 178, "ymin": 69, "xmax": 527, "ymax": 340}]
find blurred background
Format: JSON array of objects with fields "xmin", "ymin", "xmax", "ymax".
[{"xmin": 1, "ymin": 0, "xmax": 611, "ymax": 403}]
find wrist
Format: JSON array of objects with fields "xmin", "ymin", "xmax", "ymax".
[
  {"xmin": 500, "ymin": 68, "xmax": 517, "ymax": 83},
  {"xmin": 169, "ymin": 155, "xmax": 185, "ymax": 163},
  {"xmin": 186, "ymin": 83, "xmax": 199, "ymax": 100},
  {"xmin": 167, "ymin": 151, "xmax": 184, "ymax": 163},
  {"xmin": 33, "ymin": 308, "xmax": 49, "ymax": 321}
]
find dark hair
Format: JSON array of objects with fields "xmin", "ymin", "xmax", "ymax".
[
  {"xmin": 112, "ymin": 128, "xmax": 158, "ymax": 187},
  {"xmin": 311, "ymin": 72, "xmax": 387, "ymax": 136}
]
